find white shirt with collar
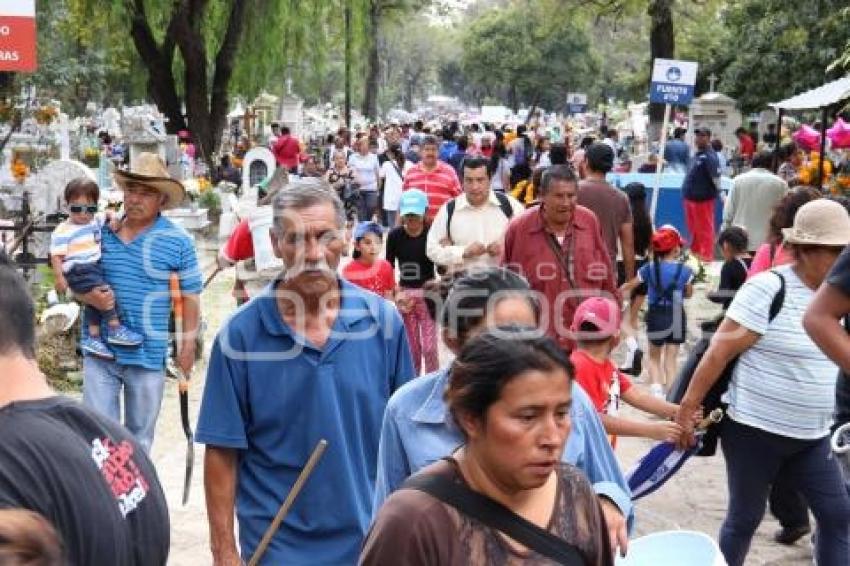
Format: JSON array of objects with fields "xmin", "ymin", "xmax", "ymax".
[{"xmin": 426, "ymin": 190, "xmax": 524, "ymax": 270}]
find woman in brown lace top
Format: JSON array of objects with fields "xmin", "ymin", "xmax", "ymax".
[{"xmin": 360, "ymin": 328, "xmax": 613, "ymax": 566}]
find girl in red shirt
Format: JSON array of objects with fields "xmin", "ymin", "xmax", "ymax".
[{"xmin": 342, "ymin": 221, "xmax": 395, "ymax": 298}]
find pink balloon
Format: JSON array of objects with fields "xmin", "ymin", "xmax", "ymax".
[
  {"xmin": 793, "ymin": 124, "xmax": 821, "ymax": 151},
  {"xmin": 828, "ymin": 118, "xmax": 850, "ymax": 149}
]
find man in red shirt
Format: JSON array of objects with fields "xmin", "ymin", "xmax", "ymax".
[
  {"xmin": 272, "ymin": 126, "xmax": 301, "ymax": 173},
  {"xmin": 736, "ymin": 127, "xmax": 755, "ymax": 163},
  {"xmin": 401, "ymin": 134, "xmax": 461, "ymax": 223},
  {"xmin": 501, "ymin": 164, "xmax": 618, "ymax": 351}
]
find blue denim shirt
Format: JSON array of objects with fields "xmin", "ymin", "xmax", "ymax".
[{"xmin": 372, "ymin": 368, "xmax": 634, "ymax": 530}]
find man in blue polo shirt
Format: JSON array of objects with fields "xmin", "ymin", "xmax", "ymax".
[
  {"xmin": 197, "ymin": 178, "xmax": 414, "ymax": 565},
  {"xmin": 80, "ymin": 153, "xmax": 201, "ymax": 452},
  {"xmin": 681, "ymin": 127, "xmax": 721, "ymax": 261}
]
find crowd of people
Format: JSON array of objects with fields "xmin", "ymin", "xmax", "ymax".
[{"xmin": 2, "ymin": 111, "xmax": 850, "ymax": 566}]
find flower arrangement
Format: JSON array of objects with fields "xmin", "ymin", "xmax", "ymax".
[
  {"xmin": 81, "ymin": 147, "xmax": 100, "ymax": 168},
  {"xmin": 830, "ymin": 158, "xmax": 850, "ymax": 197},
  {"xmin": 11, "ymin": 158, "xmax": 29, "ymax": 183},
  {"xmin": 197, "ymin": 176, "xmax": 211, "ymax": 193},
  {"xmin": 34, "ymin": 105, "xmax": 58, "ymax": 125},
  {"xmin": 798, "ymin": 152, "xmax": 833, "ymax": 187},
  {"xmin": 682, "ymin": 251, "xmax": 707, "ymax": 284}
]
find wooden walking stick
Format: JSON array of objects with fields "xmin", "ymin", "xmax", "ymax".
[
  {"xmin": 247, "ymin": 439, "xmax": 328, "ymax": 566},
  {"xmin": 169, "ymin": 273, "xmax": 194, "ymax": 505}
]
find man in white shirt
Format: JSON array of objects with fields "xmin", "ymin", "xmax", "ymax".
[
  {"xmin": 426, "ymin": 156, "xmax": 524, "ymax": 272},
  {"xmin": 722, "ymin": 151, "xmax": 789, "ymax": 252}
]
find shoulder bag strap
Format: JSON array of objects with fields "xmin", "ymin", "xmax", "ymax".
[
  {"xmin": 445, "ymin": 198, "xmax": 456, "ymax": 243},
  {"xmin": 662, "ymin": 261, "xmax": 685, "ymax": 301},
  {"xmin": 544, "ymin": 231, "xmax": 577, "ymax": 290},
  {"xmin": 767, "ymin": 269, "xmax": 786, "ymax": 322},
  {"xmin": 495, "ymin": 191, "xmax": 515, "ymax": 219},
  {"xmin": 403, "ymin": 473, "xmax": 589, "ymax": 566}
]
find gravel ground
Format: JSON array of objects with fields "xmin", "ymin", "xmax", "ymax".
[{"xmin": 149, "ymin": 250, "xmax": 814, "ymax": 565}]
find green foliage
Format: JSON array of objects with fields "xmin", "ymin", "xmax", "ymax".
[
  {"xmin": 459, "ymin": 3, "xmax": 599, "ymax": 110},
  {"xmin": 29, "ymin": 0, "xmax": 146, "ymax": 111},
  {"xmin": 716, "ymin": 0, "xmax": 848, "ymax": 112}
]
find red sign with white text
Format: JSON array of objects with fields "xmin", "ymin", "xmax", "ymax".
[{"xmin": 0, "ymin": 0, "xmax": 37, "ymax": 72}]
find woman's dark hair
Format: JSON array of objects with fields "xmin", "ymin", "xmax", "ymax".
[
  {"xmin": 389, "ymin": 143, "xmax": 405, "ymax": 170},
  {"xmin": 488, "ymin": 136, "xmax": 508, "ymax": 175},
  {"xmin": 718, "ymin": 225, "xmax": 749, "ymax": 252},
  {"xmin": 624, "ymin": 183, "xmax": 651, "ymax": 257},
  {"xmin": 423, "ymin": 268, "xmax": 540, "ymax": 345},
  {"xmin": 64, "ymin": 178, "xmax": 99, "ymax": 204},
  {"xmin": 0, "ymin": 509, "xmax": 63, "ymax": 566},
  {"xmin": 445, "ymin": 325, "xmax": 574, "ymax": 429},
  {"xmin": 776, "ymin": 142, "xmax": 799, "ymax": 162},
  {"xmin": 768, "ymin": 186, "xmax": 821, "ymax": 244},
  {"xmin": 710, "ymin": 139, "xmax": 723, "ymax": 152},
  {"xmin": 579, "ymin": 136, "xmax": 594, "ymax": 150}
]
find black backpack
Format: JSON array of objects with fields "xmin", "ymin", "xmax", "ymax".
[{"xmin": 444, "ymin": 192, "xmax": 514, "ymax": 243}]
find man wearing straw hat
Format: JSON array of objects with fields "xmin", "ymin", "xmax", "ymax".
[
  {"xmin": 196, "ymin": 177, "xmax": 414, "ymax": 565},
  {"xmin": 80, "ymin": 153, "xmax": 202, "ymax": 453}
]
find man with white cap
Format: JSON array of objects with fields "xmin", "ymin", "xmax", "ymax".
[{"xmin": 80, "ymin": 153, "xmax": 202, "ymax": 452}]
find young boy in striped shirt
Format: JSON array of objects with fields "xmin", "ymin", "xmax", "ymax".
[{"xmin": 50, "ymin": 178, "xmax": 143, "ymax": 359}]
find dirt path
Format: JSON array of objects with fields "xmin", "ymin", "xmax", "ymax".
[{"xmin": 152, "ymin": 255, "xmax": 813, "ymax": 565}]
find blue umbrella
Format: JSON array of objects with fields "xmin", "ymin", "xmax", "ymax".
[{"xmin": 626, "ymin": 409, "xmax": 724, "ymax": 501}]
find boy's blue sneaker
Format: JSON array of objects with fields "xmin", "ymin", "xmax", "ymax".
[
  {"xmin": 81, "ymin": 337, "xmax": 115, "ymax": 360},
  {"xmin": 106, "ymin": 325, "xmax": 144, "ymax": 347}
]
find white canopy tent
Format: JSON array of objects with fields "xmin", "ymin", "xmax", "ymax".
[{"xmin": 770, "ymin": 77, "xmax": 850, "ymax": 111}]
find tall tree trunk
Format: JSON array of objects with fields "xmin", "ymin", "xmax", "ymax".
[
  {"xmin": 362, "ymin": 1, "xmax": 380, "ymax": 121},
  {"xmin": 127, "ymin": 0, "xmax": 246, "ymax": 170},
  {"xmin": 127, "ymin": 1, "xmax": 186, "ymax": 133},
  {"xmin": 344, "ymin": 1, "xmax": 352, "ymax": 129},
  {"xmin": 648, "ymin": 0, "xmax": 675, "ymax": 140}
]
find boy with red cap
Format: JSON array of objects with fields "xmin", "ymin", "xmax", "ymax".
[
  {"xmin": 620, "ymin": 226, "xmax": 694, "ymax": 397},
  {"xmin": 570, "ymin": 296, "xmax": 688, "ymax": 446}
]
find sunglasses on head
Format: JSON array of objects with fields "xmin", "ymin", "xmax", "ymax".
[{"xmin": 69, "ymin": 205, "xmax": 98, "ymax": 214}]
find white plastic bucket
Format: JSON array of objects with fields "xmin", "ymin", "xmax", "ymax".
[
  {"xmin": 615, "ymin": 531, "xmax": 726, "ymax": 566},
  {"xmin": 248, "ymin": 206, "xmax": 283, "ymax": 272},
  {"xmin": 218, "ymin": 212, "xmax": 237, "ymax": 241}
]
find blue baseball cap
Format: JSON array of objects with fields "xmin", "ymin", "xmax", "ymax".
[
  {"xmin": 398, "ymin": 189, "xmax": 428, "ymax": 217},
  {"xmin": 354, "ymin": 221, "xmax": 383, "ymax": 240}
]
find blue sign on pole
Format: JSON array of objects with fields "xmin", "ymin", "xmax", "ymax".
[
  {"xmin": 649, "ymin": 59, "xmax": 699, "ymax": 106},
  {"xmin": 566, "ymin": 92, "xmax": 588, "ymax": 115}
]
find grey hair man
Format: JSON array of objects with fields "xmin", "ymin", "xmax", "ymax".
[{"xmin": 197, "ymin": 177, "xmax": 415, "ymax": 565}]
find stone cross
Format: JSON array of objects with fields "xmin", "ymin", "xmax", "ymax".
[{"xmin": 708, "ymin": 74, "xmax": 718, "ymax": 93}]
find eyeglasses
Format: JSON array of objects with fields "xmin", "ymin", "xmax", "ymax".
[{"xmin": 69, "ymin": 205, "xmax": 98, "ymax": 214}]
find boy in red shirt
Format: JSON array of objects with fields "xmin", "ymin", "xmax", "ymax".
[
  {"xmin": 570, "ymin": 296, "xmax": 688, "ymax": 445},
  {"xmin": 342, "ymin": 221, "xmax": 395, "ymax": 298}
]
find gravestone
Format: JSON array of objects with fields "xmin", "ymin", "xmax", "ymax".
[
  {"xmin": 688, "ymin": 92, "xmax": 742, "ymax": 153},
  {"xmin": 30, "ymin": 159, "xmax": 97, "ymax": 216},
  {"xmin": 279, "ymin": 94, "xmax": 304, "ymax": 139},
  {"xmin": 241, "ymin": 147, "xmax": 276, "ymax": 191}
]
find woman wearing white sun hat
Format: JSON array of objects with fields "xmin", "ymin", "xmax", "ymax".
[{"xmin": 675, "ymin": 198, "xmax": 850, "ymax": 566}]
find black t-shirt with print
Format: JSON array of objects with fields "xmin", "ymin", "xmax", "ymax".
[
  {"xmin": 0, "ymin": 396, "xmax": 169, "ymax": 565},
  {"xmin": 827, "ymin": 246, "xmax": 850, "ymax": 429}
]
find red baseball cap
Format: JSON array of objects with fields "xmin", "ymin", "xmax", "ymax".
[
  {"xmin": 651, "ymin": 226, "xmax": 685, "ymax": 253},
  {"xmin": 570, "ymin": 297, "xmax": 621, "ymax": 338}
]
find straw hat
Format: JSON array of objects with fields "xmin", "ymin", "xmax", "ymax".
[
  {"xmin": 114, "ymin": 153, "xmax": 185, "ymax": 210},
  {"xmin": 782, "ymin": 199, "xmax": 850, "ymax": 247}
]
